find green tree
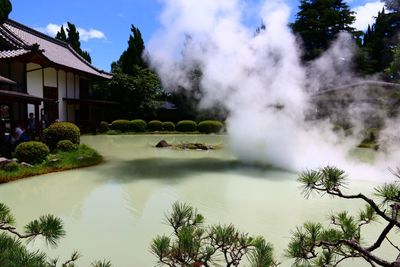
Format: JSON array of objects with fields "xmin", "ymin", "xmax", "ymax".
[
  {"xmin": 0, "ymin": 0, "xmax": 11, "ymax": 23},
  {"xmin": 358, "ymin": 8, "xmax": 400, "ymax": 75},
  {"xmin": 56, "ymin": 22, "xmax": 92, "ymax": 63},
  {"xmin": 0, "ymin": 202, "xmax": 111, "ymax": 267},
  {"xmin": 55, "ymin": 25, "xmax": 67, "ymax": 42},
  {"xmin": 113, "ymin": 25, "xmax": 146, "ymax": 75},
  {"xmin": 384, "ymin": 41, "xmax": 400, "ymax": 81},
  {"xmin": 287, "ymin": 166, "xmax": 400, "ymax": 266},
  {"xmin": 151, "ymin": 202, "xmax": 278, "ymax": 267},
  {"xmin": 292, "ymin": 0, "xmax": 358, "ymax": 60}
]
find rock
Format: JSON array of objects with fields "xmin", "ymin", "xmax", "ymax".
[
  {"xmin": 156, "ymin": 140, "xmax": 171, "ymax": 148},
  {"xmin": 0, "ymin": 157, "xmax": 12, "ymax": 167},
  {"xmin": 20, "ymin": 162, "xmax": 33, "ymax": 168}
]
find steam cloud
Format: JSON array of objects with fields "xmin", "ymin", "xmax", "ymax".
[{"xmin": 148, "ymin": 0, "xmax": 400, "ymax": 181}]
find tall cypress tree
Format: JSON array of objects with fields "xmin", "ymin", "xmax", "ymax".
[
  {"xmin": 55, "ymin": 25, "xmax": 67, "ymax": 42},
  {"xmin": 358, "ymin": 8, "xmax": 400, "ymax": 75},
  {"xmin": 0, "ymin": 0, "xmax": 11, "ymax": 23},
  {"xmin": 292, "ymin": 0, "xmax": 357, "ymax": 60},
  {"xmin": 55, "ymin": 22, "xmax": 92, "ymax": 63},
  {"xmin": 113, "ymin": 25, "xmax": 146, "ymax": 75}
]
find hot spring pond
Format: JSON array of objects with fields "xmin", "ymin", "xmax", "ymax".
[{"xmin": 0, "ymin": 135, "xmax": 396, "ymax": 266}]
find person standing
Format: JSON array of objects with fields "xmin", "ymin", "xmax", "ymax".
[{"xmin": 27, "ymin": 113, "xmax": 36, "ymax": 140}]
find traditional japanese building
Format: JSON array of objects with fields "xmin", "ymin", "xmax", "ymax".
[{"xmin": 0, "ymin": 19, "xmax": 114, "ymax": 132}]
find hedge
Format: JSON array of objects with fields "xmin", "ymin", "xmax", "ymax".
[
  {"xmin": 129, "ymin": 119, "xmax": 147, "ymax": 132},
  {"xmin": 15, "ymin": 141, "xmax": 50, "ymax": 164},
  {"xmin": 57, "ymin": 140, "xmax": 78, "ymax": 152},
  {"xmin": 176, "ymin": 120, "xmax": 197, "ymax": 132},
  {"xmin": 111, "ymin": 120, "xmax": 130, "ymax": 132},
  {"xmin": 98, "ymin": 121, "xmax": 110, "ymax": 133},
  {"xmin": 148, "ymin": 120, "xmax": 163, "ymax": 131},
  {"xmin": 162, "ymin": 121, "xmax": 175, "ymax": 131},
  {"xmin": 43, "ymin": 122, "xmax": 80, "ymax": 150},
  {"xmin": 198, "ymin": 120, "xmax": 224, "ymax": 134}
]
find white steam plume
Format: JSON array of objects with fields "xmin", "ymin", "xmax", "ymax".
[{"xmin": 148, "ymin": 0, "xmax": 400, "ymax": 181}]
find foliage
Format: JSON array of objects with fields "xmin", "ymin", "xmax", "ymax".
[
  {"xmin": 98, "ymin": 121, "xmax": 110, "ymax": 133},
  {"xmin": 112, "ymin": 25, "xmax": 147, "ymax": 75},
  {"xmin": 151, "ymin": 202, "xmax": 278, "ymax": 267},
  {"xmin": 55, "ymin": 22, "xmax": 92, "ymax": 63},
  {"xmin": 287, "ymin": 166, "xmax": 400, "ymax": 266},
  {"xmin": 111, "ymin": 120, "xmax": 130, "ymax": 132},
  {"xmin": 384, "ymin": 40, "xmax": 400, "ymax": 81},
  {"xmin": 176, "ymin": 120, "xmax": 197, "ymax": 132},
  {"xmin": 292, "ymin": 0, "xmax": 358, "ymax": 60},
  {"xmin": 0, "ymin": 203, "xmax": 111, "ymax": 266},
  {"xmin": 0, "ymin": 202, "xmax": 65, "ymax": 266},
  {"xmin": 198, "ymin": 120, "xmax": 224, "ymax": 134},
  {"xmin": 358, "ymin": 9, "xmax": 400, "ymax": 75},
  {"xmin": 0, "ymin": 0, "xmax": 11, "ymax": 23},
  {"xmin": 383, "ymin": 0, "xmax": 400, "ymax": 12},
  {"xmin": 2, "ymin": 161, "xmax": 19, "ymax": 172},
  {"xmin": 96, "ymin": 68, "xmax": 162, "ymax": 117},
  {"xmin": 148, "ymin": 120, "xmax": 163, "ymax": 131},
  {"xmin": 129, "ymin": 119, "xmax": 147, "ymax": 132},
  {"xmin": 14, "ymin": 141, "xmax": 50, "ymax": 165},
  {"xmin": 44, "ymin": 122, "xmax": 80, "ymax": 151},
  {"xmin": 57, "ymin": 140, "xmax": 78, "ymax": 152},
  {"xmin": 162, "ymin": 121, "xmax": 175, "ymax": 131},
  {"xmin": 0, "ymin": 144, "xmax": 102, "ymax": 183}
]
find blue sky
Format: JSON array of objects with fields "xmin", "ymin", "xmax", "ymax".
[{"xmin": 9, "ymin": 0, "xmax": 384, "ymax": 72}]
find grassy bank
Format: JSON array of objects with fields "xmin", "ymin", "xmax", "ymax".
[{"xmin": 0, "ymin": 144, "xmax": 102, "ymax": 183}]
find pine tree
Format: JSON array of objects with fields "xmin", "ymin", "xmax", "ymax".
[
  {"xmin": 0, "ymin": 0, "xmax": 11, "ymax": 23},
  {"xmin": 292, "ymin": 0, "xmax": 357, "ymax": 60}
]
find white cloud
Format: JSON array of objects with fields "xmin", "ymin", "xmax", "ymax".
[
  {"xmin": 352, "ymin": 1, "xmax": 384, "ymax": 31},
  {"xmin": 35, "ymin": 23, "xmax": 106, "ymax": 42}
]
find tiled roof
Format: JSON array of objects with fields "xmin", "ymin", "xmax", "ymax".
[
  {"xmin": 0, "ymin": 49, "xmax": 30, "ymax": 58},
  {"xmin": 0, "ymin": 20, "xmax": 111, "ymax": 79}
]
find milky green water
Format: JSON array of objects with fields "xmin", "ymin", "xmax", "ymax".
[{"xmin": 0, "ymin": 135, "xmax": 396, "ymax": 266}]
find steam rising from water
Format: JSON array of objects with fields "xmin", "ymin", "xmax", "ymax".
[{"xmin": 148, "ymin": 0, "xmax": 400, "ymax": 181}]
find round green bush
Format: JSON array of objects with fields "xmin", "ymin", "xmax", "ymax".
[
  {"xmin": 57, "ymin": 140, "xmax": 78, "ymax": 152},
  {"xmin": 111, "ymin": 120, "xmax": 130, "ymax": 132},
  {"xmin": 162, "ymin": 121, "xmax": 175, "ymax": 131},
  {"xmin": 176, "ymin": 120, "xmax": 197, "ymax": 132},
  {"xmin": 148, "ymin": 120, "xmax": 163, "ymax": 131},
  {"xmin": 129, "ymin": 119, "xmax": 147, "ymax": 132},
  {"xmin": 198, "ymin": 120, "xmax": 224, "ymax": 134},
  {"xmin": 2, "ymin": 161, "xmax": 19, "ymax": 172},
  {"xmin": 43, "ymin": 122, "xmax": 80, "ymax": 150},
  {"xmin": 98, "ymin": 121, "xmax": 110, "ymax": 133},
  {"xmin": 14, "ymin": 141, "xmax": 49, "ymax": 164}
]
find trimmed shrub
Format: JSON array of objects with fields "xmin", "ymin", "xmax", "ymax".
[
  {"xmin": 15, "ymin": 141, "xmax": 49, "ymax": 164},
  {"xmin": 176, "ymin": 120, "xmax": 197, "ymax": 132},
  {"xmin": 3, "ymin": 161, "xmax": 19, "ymax": 172},
  {"xmin": 57, "ymin": 140, "xmax": 78, "ymax": 152},
  {"xmin": 198, "ymin": 120, "xmax": 224, "ymax": 134},
  {"xmin": 43, "ymin": 122, "xmax": 80, "ymax": 150},
  {"xmin": 98, "ymin": 121, "xmax": 109, "ymax": 133},
  {"xmin": 129, "ymin": 119, "xmax": 147, "ymax": 132},
  {"xmin": 148, "ymin": 120, "xmax": 163, "ymax": 132},
  {"xmin": 111, "ymin": 120, "xmax": 130, "ymax": 132},
  {"xmin": 162, "ymin": 121, "xmax": 175, "ymax": 131}
]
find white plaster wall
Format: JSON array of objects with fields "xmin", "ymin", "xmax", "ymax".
[
  {"xmin": 75, "ymin": 74, "xmax": 80, "ymax": 99},
  {"xmin": 26, "ymin": 63, "xmax": 43, "ymax": 115},
  {"xmin": 66, "ymin": 72, "xmax": 76, "ymax": 122},
  {"xmin": 58, "ymin": 70, "xmax": 67, "ymax": 121},
  {"xmin": 43, "ymin": 68, "xmax": 57, "ymax": 87}
]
